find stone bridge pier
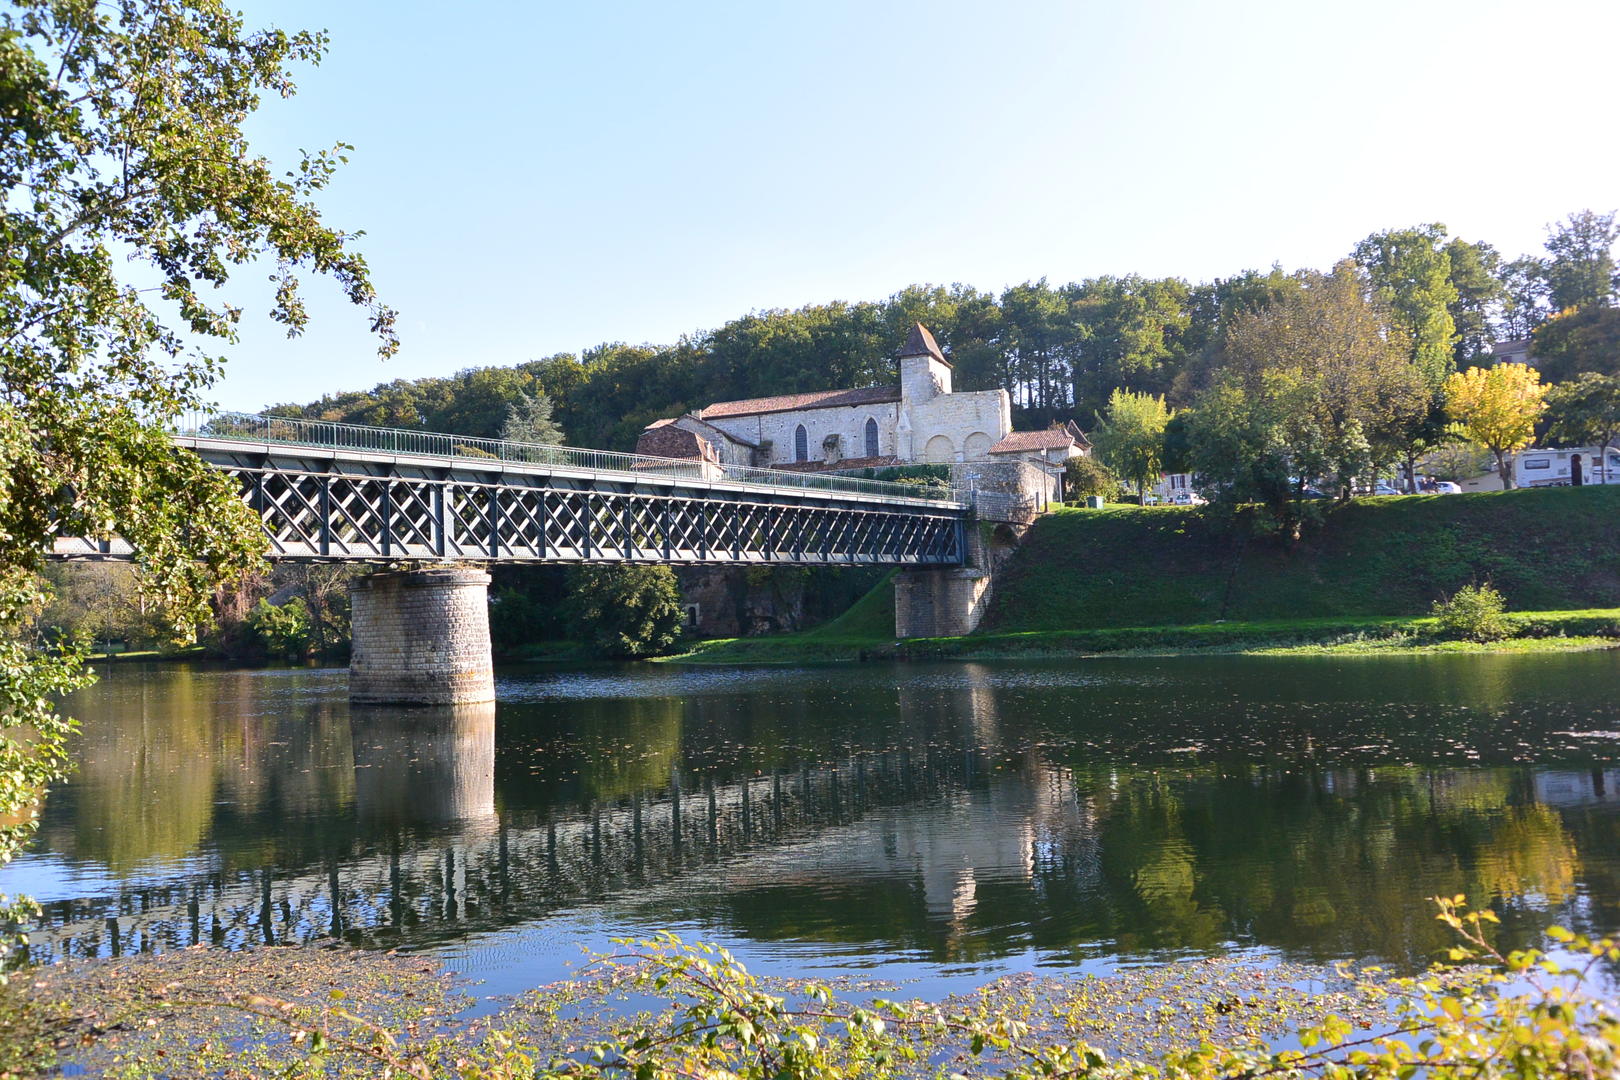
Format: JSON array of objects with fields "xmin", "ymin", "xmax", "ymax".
[
  {"xmin": 349, "ymin": 568, "xmax": 495, "ymax": 704},
  {"xmin": 893, "ymin": 521, "xmax": 1022, "ymax": 638}
]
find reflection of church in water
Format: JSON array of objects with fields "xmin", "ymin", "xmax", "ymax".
[{"xmin": 29, "ymin": 665, "xmax": 1620, "ymax": 968}]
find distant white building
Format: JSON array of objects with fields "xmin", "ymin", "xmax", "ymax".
[
  {"xmin": 1152, "ymin": 473, "xmax": 1198, "ymax": 503},
  {"xmin": 1514, "ymin": 445, "xmax": 1620, "ymax": 487},
  {"xmin": 1490, "ymin": 339, "xmax": 1534, "ymax": 367},
  {"xmin": 637, "ymin": 324, "xmax": 1084, "ymax": 473}
]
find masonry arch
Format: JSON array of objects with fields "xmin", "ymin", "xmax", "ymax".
[
  {"xmin": 864, "ymin": 417, "xmax": 880, "ymax": 458},
  {"xmin": 963, "ymin": 431, "xmax": 993, "ymax": 459},
  {"xmin": 923, "ymin": 434, "xmax": 955, "ymax": 463},
  {"xmin": 794, "ymin": 424, "xmax": 808, "ymax": 462}
]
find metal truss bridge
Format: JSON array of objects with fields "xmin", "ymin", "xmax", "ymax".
[{"xmin": 53, "ymin": 413, "xmax": 971, "ymax": 567}]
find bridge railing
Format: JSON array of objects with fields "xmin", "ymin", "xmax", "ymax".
[{"xmin": 173, "ymin": 412, "xmax": 964, "ymax": 505}]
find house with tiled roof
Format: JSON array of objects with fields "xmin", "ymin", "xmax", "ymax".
[
  {"xmin": 987, "ymin": 421, "xmax": 1090, "ymax": 468},
  {"xmin": 637, "ymin": 324, "xmax": 1084, "ymax": 475}
]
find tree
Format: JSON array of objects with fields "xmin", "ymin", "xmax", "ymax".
[
  {"xmin": 1091, "ymin": 389, "xmax": 1171, "ymax": 497},
  {"xmin": 1352, "ymin": 226, "xmax": 1471, "ymax": 491},
  {"xmin": 501, "ymin": 390, "xmax": 565, "ymax": 445},
  {"xmin": 1444, "ymin": 238, "xmax": 1503, "ymax": 367},
  {"xmin": 247, "ymin": 597, "xmax": 314, "ymax": 660},
  {"xmin": 1217, "ymin": 263, "xmax": 1428, "ymax": 500},
  {"xmin": 1182, "ymin": 372, "xmax": 1312, "ymax": 534},
  {"xmin": 1529, "ymin": 306, "xmax": 1620, "ymax": 383},
  {"xmin": 1444, "ymin": 364, "xmax": 1548, "ymax": 488},
  {"xmin": 1064, "ymin": 275, "xmax": 1191, "ymax": 419},
  {"xmin": 1, "ymin": 0, "xmax": 392, "ymax": 956},
  {"xmin": 1544, "ymin": 373, "xmax": 1620, "ymax": 483},
  {"xmin": 567, "ymin": 566, "xmax": 685, "ymax": 658},
  {"xmin": 1062, "ymin": 456, "xmax": 1121, "ymax": 502},
  {"xmin": 1352, "ymin": 225, "xmax": 1459, "ymax": 392},
  {"xmin": 999, "ymin": 279, "xmax": 1074, "ymax": 418},
  {"xmin": 1543, "ymin": 209, "xmax": 1619, "ymax": 312},
  {"xmin": 1496, "ymin": 255, "xmax": 1551, "ymax": 341}
]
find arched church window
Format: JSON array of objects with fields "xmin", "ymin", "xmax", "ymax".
[
  {"xmin": 794, "ymin": 424, "xmax": 808, "ymax": 462},
  {"xmin": 865, "ymin": 417, "xmax": 880, "ymax": 458}
]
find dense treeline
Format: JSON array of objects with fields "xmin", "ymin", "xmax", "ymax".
[{"xmin": 270, "ymin": 212, "xmax": 1620, "ymax": 455}]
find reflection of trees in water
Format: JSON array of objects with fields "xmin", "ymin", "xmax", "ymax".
[
  {"xmin": 37, "ymin": 666, "xmax": 356, "ymax": 873},
  {"xmin": 18, "ymin": 657, "xmax": 1620, "ymax": 970},
  {"xmin": 1064, "ymin": 764, "xmax": 1592, "ymax": 965}
]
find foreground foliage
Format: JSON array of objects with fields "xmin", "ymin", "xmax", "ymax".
[
  {"xmin": 28, "ymin": 899, "xmax": 1617, "ymax": 1080},
  {"xmin": 1, "ymin": 0, "xmax": 391, "ymax": 971}
]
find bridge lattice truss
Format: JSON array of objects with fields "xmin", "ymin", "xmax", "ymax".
[{"xmin": 55, "ymin": 440, "xmax": 969, "ymax": 566}]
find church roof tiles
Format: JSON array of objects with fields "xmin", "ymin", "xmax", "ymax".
[
  {"xmin": 697, "ymin": 384, "xmax": 901, "ymax": 419},
  {"xmin": 988, "ymin": 427, "xmax": 1084, "ymax": 454},
  {"xmin": 897, "ymin": 322, "xmax": 950, "ymax": 365}
]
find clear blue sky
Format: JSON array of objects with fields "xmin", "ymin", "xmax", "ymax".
[{"xmin": 214, "ymin": 0, "xmax": 1620, "ymax": 412}]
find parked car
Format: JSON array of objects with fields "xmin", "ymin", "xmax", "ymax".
[
  {"xmin": 1426, "ymin": 480, "xmax": 1462, "ymax": 494},
  {"xmin": 1370, "ymin": 483, "xmax": 1401, "ymax": 496},
  {"xmin": 1168, "ymin": 491, "xmax": 1207, "ymax": 506}
]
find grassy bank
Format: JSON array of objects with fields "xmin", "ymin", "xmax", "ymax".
[
  {"xmin": 675, "ymin": 608, "xmax": 1620, "ymax": 663},
  {"xmin": 672, "ymin": 487, "xmax": 1620, "ymax": 663},
  {"xmin": 985, "ymin": 485, "xmax": 1620, "ymax": 631}
]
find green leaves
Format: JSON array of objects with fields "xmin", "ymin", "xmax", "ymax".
[
  {"xmin": 566, "ymin": 565, "xmax": 685, "ymax": 659},
  {"xmin": 1, "ymin": 0, "xmax": 397, "ymax": 974},
  {"xmin": 1091, "ymin": 389, "xmax": 1170, "ymax": 498}
]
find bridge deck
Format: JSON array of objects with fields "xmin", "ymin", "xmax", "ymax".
[{"xmin": 53, "ymin": 414, "xmax": 971, "ymax": 566}]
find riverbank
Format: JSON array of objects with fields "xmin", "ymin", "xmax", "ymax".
[
  {"xmin": 0, "ymin": 935, "xmax": 1395, "ymax": 1078},
  {"xmin": 671, "ymin": 487, "xmax": 1620, "ymax": 664},
  {"xmin": 671, "ymin": 608, "xmax": 1620, "ymax": 663}
]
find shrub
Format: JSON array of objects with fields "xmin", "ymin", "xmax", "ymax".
[
  {"xmin": 567, "ymin": 565, "xmax": 685, "ymax": 657},
  {"xmin": 1432, "ymin": 583, "xmax": 1510, "ymax": 642},
  {"xmin": 1063, "ymin": 455, "xmax": 1121, "ymax": 502},
  {"xmin": 246, "ymin": 597, "xmax": 313, "ymax": 659}
]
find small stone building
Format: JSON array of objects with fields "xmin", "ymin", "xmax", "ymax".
[
  {"xmin": 987, "ymin": 421, "xmax": 1089, "ymax": 469},
  {"xmin": 637, "ymin": 324, "xmax": 1042, "ymax": 470}
]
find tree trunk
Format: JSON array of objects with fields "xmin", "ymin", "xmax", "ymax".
[
  {"xmin": 1496, "ymin": 448, "xmax": 1514, "ymax": 490},
  {"xmin": 1404, "ymin": 452, "xmax": 1418, "ymax": 493}
]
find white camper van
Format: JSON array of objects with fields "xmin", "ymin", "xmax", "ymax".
[{"xmin": 1514, "ymin": 446, "xmax": 1620, "ymax": 488}]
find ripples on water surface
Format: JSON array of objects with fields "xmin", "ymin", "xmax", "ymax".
[{"xmin": 6, "ymin": 652, "xmax": 1619, "ymax": 998}]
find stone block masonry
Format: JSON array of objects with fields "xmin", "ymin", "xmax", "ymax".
[
  {"xmin": 892, "ymin": 519, "xmax": 1023, "ymax": 638},
  {"xmin": 893, "ymin": 566, "xmax": 994, "ymax": 637},
  {"xmin": 349, "ymin": 568, "xmax": 495, "ymax": 705}
]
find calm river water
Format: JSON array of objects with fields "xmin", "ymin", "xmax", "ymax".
[{"xmin": 6, "ymin": 653, "xmax": 1620, "ymax": 998}]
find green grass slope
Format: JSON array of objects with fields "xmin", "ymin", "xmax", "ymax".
[{"xmin": 984, "ymin": 485, "xmax": 1620, "ymax": 632}]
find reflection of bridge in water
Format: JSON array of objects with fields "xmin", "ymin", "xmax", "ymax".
[
  {"xmin": 23, "ymin": 696, "xmax": 1093, "ymax": 963},
  {"xmin": 25, "ymin": 657, "xmax": 1620, "ymax": 973}
]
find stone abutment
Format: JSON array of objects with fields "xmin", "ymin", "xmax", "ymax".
[{"xmin": 893, "ymin": 521, "xmax": 1022, "ymax": 639}]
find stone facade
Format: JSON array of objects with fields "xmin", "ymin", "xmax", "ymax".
[
  {"xmin": 349, "ymin": 568, "xmax": 495, "ymax": 705},
  {"xmin": 638, "ymin": 324, "xmax": 1030, "ymax": 470},
  {"xmin": 705, "ymin": 398, "xmax": 902, "ymax": 467},
  {"xmin": 893, "ymin": 566, "xmax": 994, "ymax": 638}
]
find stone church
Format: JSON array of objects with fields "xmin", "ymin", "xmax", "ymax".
[{"xmin": 636, "ymin": 323, "xmax": 1086, "ymax": 471}]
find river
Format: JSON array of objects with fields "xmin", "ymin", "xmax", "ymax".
[{"xmin": 5, "ymin": 652, "xmax": 1619, "ymax": 999}]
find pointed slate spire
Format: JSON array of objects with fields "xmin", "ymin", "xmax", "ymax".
[{"xmin": 897, "ymin": 322, "xmax": 949, "ymax": 365}]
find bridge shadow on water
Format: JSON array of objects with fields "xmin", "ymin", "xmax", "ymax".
[{"xmin": 11, "ymin": 654, "xmax": 1620, "ymax": 986}]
